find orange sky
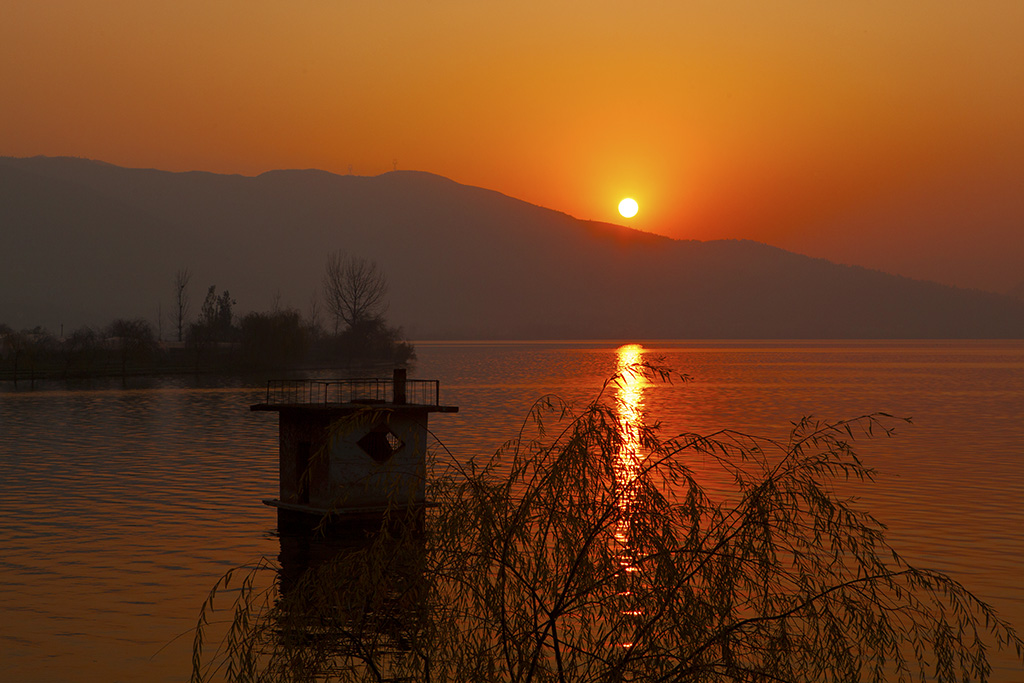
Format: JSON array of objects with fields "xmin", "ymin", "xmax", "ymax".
[{"xmin": 3, "ymin": 1, "xmax": 1023, "ymax": 293}]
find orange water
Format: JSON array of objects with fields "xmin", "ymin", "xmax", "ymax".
[{"xmin": 2, "ymin": 340, "xmax": 1022, "ymax": 680}]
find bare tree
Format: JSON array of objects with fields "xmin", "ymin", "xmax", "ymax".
[
  {"xmin": 322, "ymin": 252, "xmax": 388, "ymax": 334},
  {"xmin": 175, "ymin": 268, "xmax": 192, "ymax": 342}
]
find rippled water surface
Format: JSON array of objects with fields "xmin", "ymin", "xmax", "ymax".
[{"xmin": 2, "ymin": 341, "xmax": 1022, "ymax": 680}]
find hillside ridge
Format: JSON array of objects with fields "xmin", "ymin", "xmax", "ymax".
[{"xmin": 2, "ymin": 156, "xmax": 1022, "ymax": 338}]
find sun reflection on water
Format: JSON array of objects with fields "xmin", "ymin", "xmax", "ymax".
[{"xmin": 614, "ymin": 344, "xmax": 647, "ymax": 572}]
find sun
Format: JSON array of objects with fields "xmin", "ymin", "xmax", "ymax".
[{"xmin": 618, "ymin": 198, "xmax": 639, "ymax": 218}]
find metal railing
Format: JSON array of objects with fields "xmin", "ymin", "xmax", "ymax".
[{"xmin": 262, "ymin": 378, "xmax": 441, "ymax": 407}]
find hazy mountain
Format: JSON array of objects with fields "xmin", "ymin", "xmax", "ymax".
[{"xmin": 2, "ymin": 156, "xmax": 1023, "ymax": 339}]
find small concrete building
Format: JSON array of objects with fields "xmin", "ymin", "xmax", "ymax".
[{"xmin": 252, "ymin": 369, "xmax": 457, "ymax": 526}]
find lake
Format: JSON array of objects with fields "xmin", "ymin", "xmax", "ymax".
[{"xmin": 2, "ymin": 340, "xmax": 1022, "ymax": 681}]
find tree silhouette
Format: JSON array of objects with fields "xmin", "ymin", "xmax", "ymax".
[
  {"xmin": 174, "ymin": 268, "xmax": 192, "ymax": 343},
  {"xmin": 322, "ymin": 251, "xmax": 389, "ymax": 334},
  {"xmin": 61, "ymin": 326, "xmax": 99, "ymax": 375},
  {"xmin": 194, "ymin": 285, "xmax": 236, "ymax": 342},
  {"xmin": 238, "ymin": 309, "xmax": 308, "ymax": 368},
  {"xmin": 105, "ymin": 318, "xmax": 157, "ymax": 377}
]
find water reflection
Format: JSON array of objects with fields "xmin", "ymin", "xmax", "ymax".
[
  {"xmin": 271, "ymin": 514, "xmax": 429, "ymax": 680},
  {"xmin": 614, "ymin": 344, "xmax": 647, "ymax": 571},
  {"xmin": 3, "ymin": 342, "xmax": 1022, "ymax": 680}
]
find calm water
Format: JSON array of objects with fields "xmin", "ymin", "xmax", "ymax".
[{"xmin": 1, "ymin": 340, "xmax": 1022, "ymax": 681}]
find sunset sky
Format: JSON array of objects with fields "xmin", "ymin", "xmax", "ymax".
[{"xmin": 3, "ymin": 1, "xmax": 1022, "ymax": 293}]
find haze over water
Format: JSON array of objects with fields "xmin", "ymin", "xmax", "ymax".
[{"xmin": 1, "ymin": 340, "xmax": 1023, "ymax": 680}]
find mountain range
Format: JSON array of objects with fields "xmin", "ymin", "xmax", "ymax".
[{"xmin": 2, "ymin": 156, "xmax": 1022, "ymax": 339}]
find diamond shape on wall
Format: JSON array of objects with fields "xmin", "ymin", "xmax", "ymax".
[{"xmin": 358, "ymin": 425, "xmax": 404, "ymax": 463}]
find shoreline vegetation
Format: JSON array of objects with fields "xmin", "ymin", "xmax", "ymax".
[
  {"xmin": 0, "ymin": 253, "xmax": 415, "ymax": 386},
  {"xmin": 0, "ymin": 318, "xmax": 415, "ymax": 386},
  {"xmin": 192, "ymin": 363, "xmax": 1023, "ymax": 682}
]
